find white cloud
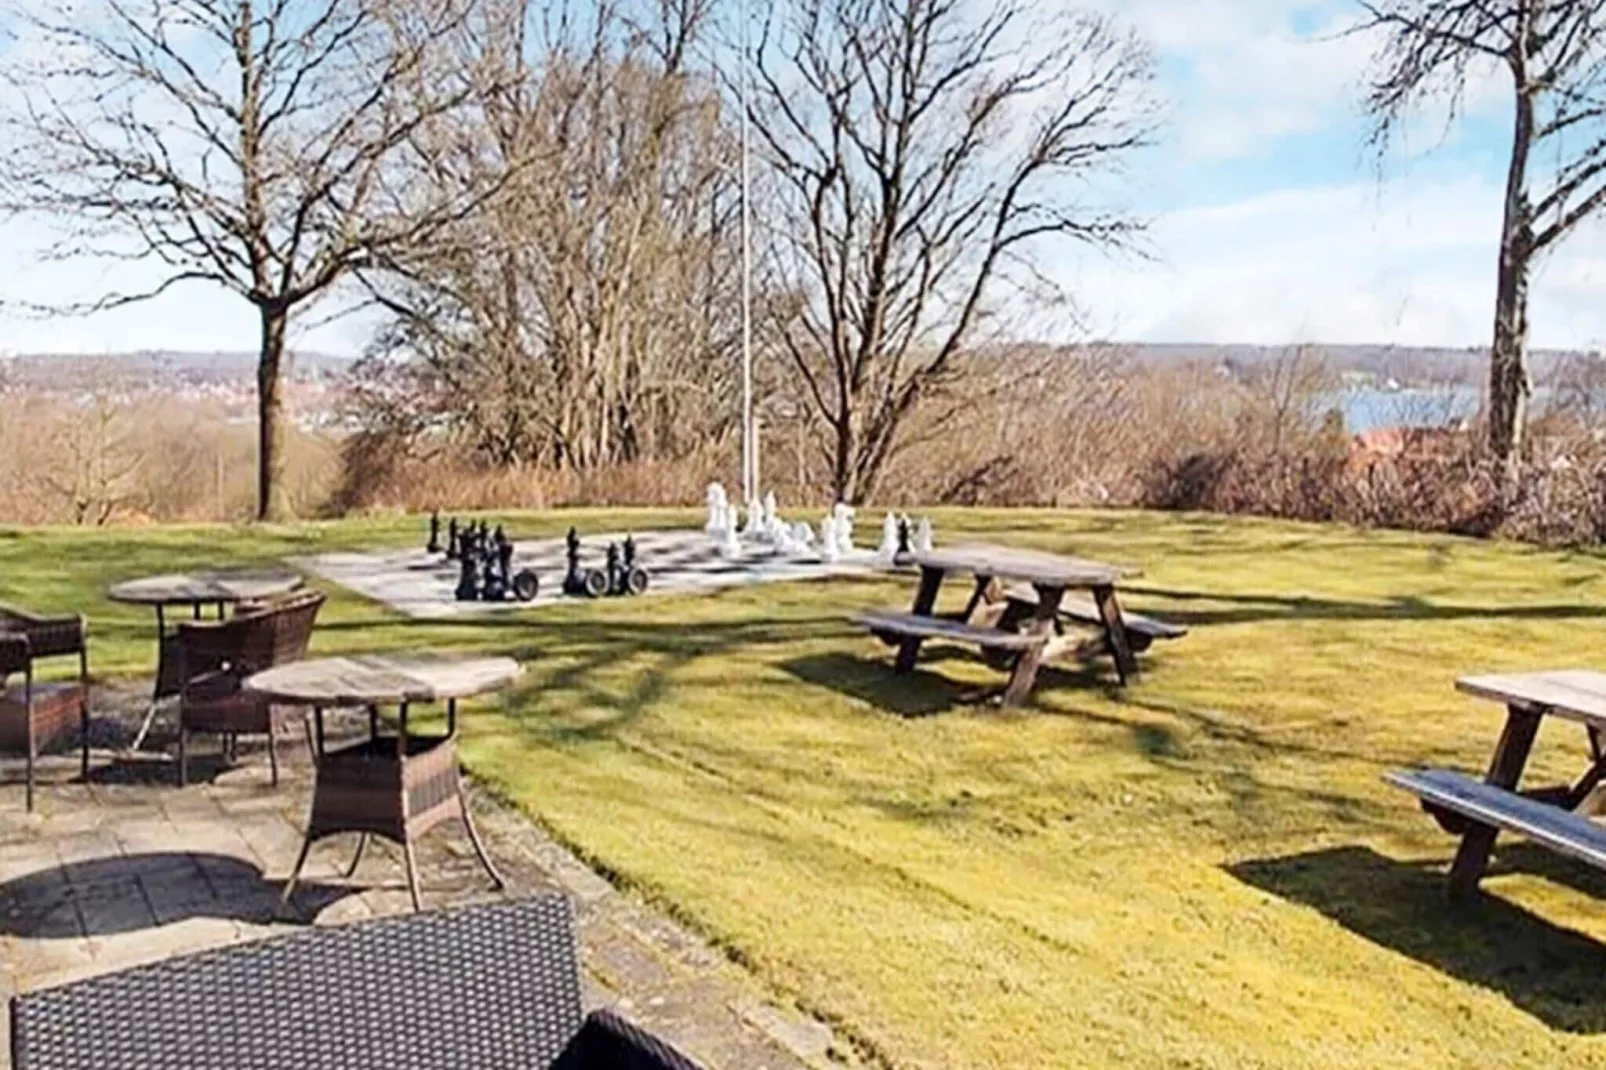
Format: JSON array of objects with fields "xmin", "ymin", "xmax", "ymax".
[{"xmin": 1053, "ymin": 175, "xmax": 1606, "ymax": 351}]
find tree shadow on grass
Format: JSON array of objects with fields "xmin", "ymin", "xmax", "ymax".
[
  {"xmin": 1228, "ymin": 845, "xmax": 1606, "ymax": 1033},
  {"xmin": 1126, "ymin": 584, "xmax": 1606, "ymax": 629}
]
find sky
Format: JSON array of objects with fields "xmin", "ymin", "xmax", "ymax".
[{"xmin": 2, "ymin": 0, "xmax": 1604, "ymax": 356}]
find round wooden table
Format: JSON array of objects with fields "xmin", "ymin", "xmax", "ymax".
[
  {"xmin": 107, "ymin": 569, "xmax": 305, "ymax": 751},
  {"xmin": 244, "ymin": 654, "xmax": 522, "ymax": 913}
]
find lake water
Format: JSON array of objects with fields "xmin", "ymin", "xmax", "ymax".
[{"xmin": 1334, "ymin": 388, "xmax": 1482, "ymax": 434}]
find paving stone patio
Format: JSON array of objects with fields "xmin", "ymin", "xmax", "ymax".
[{"xmin": 0, "ymin": 698, "xmax": 849, "ymax": 1070}]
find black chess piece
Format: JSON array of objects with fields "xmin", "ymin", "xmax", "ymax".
[
  {"xmin": 512, "ymin": 569, "xmax": 539, "ymax": 601},
  {"xmin": 622, "ymin": 535, "xmax": 649, "ymax": 596},
  {"xmin": 446, "ymin": 517, "xmax": 460, "ymax": 560},
  {"xmin": 454, "ymin": 540, "xmax": 479, "ymax": 601},
  {"xmin": 563, "ymin": 527, "xmax": 584, "ymax": 596},
  {"xmin": 894, "ymin": 516, "xmax": 912, "ymax": 565},
  {"xmin": 427, "ymin": 510, "xmax": 441, "ymax": 554},
  {"xmin": 605, "ymin": 542, "xmax": 622, "ymax": 596}
]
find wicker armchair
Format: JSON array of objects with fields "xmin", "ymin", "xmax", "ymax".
[
  {"xmin": 0, "ymin": 604, "xmax": 89, "ymax": 811},
  {"xmin": 175, "ymin": 590, "xmax": 325, "ymax": 787},
  {"xmin": 10, "ymin": 895, "xmax": 709, "ymax": 1070}
]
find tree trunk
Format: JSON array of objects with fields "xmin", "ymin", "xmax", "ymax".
[
  {"xmin": 831, "ymin": 413, "xmax": 855, "ymax": 503},
  {"xmin": 1488, "ymin": 85, "xmax": 1535, "ymax": 465},
  {"xmin": 256, "ymin": 305, "xmax": 289, "ymax": 521}
]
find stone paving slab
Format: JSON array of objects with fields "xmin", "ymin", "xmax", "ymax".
[
  {"xmin": 294, "ymin": 528, "xmax": 883, "ymax": 619},
  {"xmin": 0, "ymin": 737, "xmax": 856, "ymax": 1070}
]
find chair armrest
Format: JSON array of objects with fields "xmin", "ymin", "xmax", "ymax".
[
  {"xmin": 0, "ymin": 605, "xmax": 85, "ymax": 661},
  {"xmin": 562, "ymin": 1009, "xmax": 709, "ymax": 1070}
]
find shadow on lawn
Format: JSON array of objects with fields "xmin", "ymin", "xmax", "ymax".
[
  {"xmin": 1230, "ymin": 845, "xmax": 1606, "ymax": 1033},
  {"xmin": 1128, "ymin": 585, "xmax": 1606, "ymax": 628}
]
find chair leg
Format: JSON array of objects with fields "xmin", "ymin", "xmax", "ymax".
[
  {"xmin": 267, "ymin": 728, "xmax": 280, "ymax": 786},
  {"xmin": 459, "ymin": 787, "xmax": 505, "ymax": 891},
  {"xmin": 25, "ymin": 736, "xmax": 36, "ymax": 813},
  {"xmin": 177, "ymin": 725, "xmax": 188, "ymax": 788},
  {"xmin": 278, "ymin": 834, "xmax": 315, "ymax": 914},
  {"xmin": 79, "ymin": 682, "xmax": 91, "ymax": 781},
  {"xmin": 402, "ymin": 837, "xmax": 425, "ymax": 912},
  {"xmin": 344, "ymin": 833, "xmax": 369, "ymax": 878}
]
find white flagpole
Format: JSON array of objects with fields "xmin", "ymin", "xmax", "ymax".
[{"xmin": 739, "ymin": 0, "xmax": 755, "ymax": 504}]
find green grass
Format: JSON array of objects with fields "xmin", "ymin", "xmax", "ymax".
[{"xmin": 6, "ymin": 508, "xmax": 1606, "ymax": 1069}]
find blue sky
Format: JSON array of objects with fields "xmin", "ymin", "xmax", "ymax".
[{"xmin": 3, "ymin": 0, "xmax": 1604, "ymax": 355}]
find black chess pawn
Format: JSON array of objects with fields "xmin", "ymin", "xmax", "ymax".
[
  {"xmin": 605, "ymin": 542, "xmax": 622, "ymax": 596},
  {"xmin": 621, "ymin": 535, "xmax": 649, "ymax": 596},
  {"xmin": 894, "ymin": 517, "xmax": 912, "ymax": 565},
  {"xmin": 427, "ymin": 510, "xmax": 442, "ymax": 554},
  {"xmin": 446, "ymin": 517, "xmax": 460, "ymax": 560},
  {"xmin": 481, "ymin": 543, "xmax": 507, "ymax": 601}
]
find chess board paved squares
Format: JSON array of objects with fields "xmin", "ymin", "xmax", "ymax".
[{"xmin": 293, "ymin": 529, "xmax": 883, "ymax": 620}]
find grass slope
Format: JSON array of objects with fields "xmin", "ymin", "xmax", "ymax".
[{"xmin": 5, "ymin": 508, "xmax": 1606, "ymax": 1069}]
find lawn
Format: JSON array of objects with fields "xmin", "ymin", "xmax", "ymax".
[{"xmin": 5, "ymin": 508, "xmax": 1606, "ymax": 1069}]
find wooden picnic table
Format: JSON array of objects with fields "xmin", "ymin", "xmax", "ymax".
[
  {"xmin": 107, "ymin": 569, "xmax": 305, "ymax": 751},
  {"xmin": 857, "ymin": 542, "xmax": 1142, "ymax": 706},
  {"xmin": 245, "ymin": 653, "xmax": 522, "ymax": 913},
  {"xmin": 1389, "ymin": 669, "xmax": 1606, "ymax": 900}
]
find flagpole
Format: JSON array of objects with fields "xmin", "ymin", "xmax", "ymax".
[{"xmin": 739, "ymin": 0, "xmax": 755, "ymax": 504}]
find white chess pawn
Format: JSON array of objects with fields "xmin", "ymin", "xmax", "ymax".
[
  {"xmin": 792, "ymin": 521, "xmax": 814, "ymax": 547},
  {"xmin": 705, "ymin": 483, "xmax": 728, "ymax": 533},
  {"xmin": 915, "ymin": 516, "xmax": 934, "ymax": 554},
  {"xmin": 742, "ymin": 499, "xmax": 764, "ymax": 539},
  {"xmin": 832, "ymin": 502, "xmax": 856, "ymax": 555},
  {"xmin": 818, "ymin": 518, "xmax": 840, "ymax": 563},
  {"xmin": 876, "ymin": 512, "xmax": 899, "ymax": 565},
  {"xmin": 720, "ymin": 521, "xmax": 743, "ymax": 559}
]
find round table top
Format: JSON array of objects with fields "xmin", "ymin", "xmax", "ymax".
[
  {"xmin": 244, "ymin": 654, "xmax": 523, "ymax": 707},
  {"xmin": 107, "ymin": 570, "xmax": 305, "ymax": 606}
]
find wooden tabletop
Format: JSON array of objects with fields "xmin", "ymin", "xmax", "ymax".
[
  {"xmin": 244, "ymin": 654, "xmax": 523, "ymax": 706},
  {"xmin": 912, "ymin": 544, "xmax": 1134, "ymax": 588},
  {"xmin": 107, "ymin": 570, "xmax": 304, "ymax": 606},
  {"xmin": 1457, "ymin": 670, "xmax": 1606, "ymax": 729}
]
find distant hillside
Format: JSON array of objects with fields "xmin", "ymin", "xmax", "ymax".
[{"xmin": 0, "ymin": 349, "xmax": 356, "ymax": 386}]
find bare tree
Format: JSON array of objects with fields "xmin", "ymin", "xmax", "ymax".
[
  {"xmin": 1358, "ymin": 0, "xmax": 1606, "ymax": 466},
  {"xmin": 367, "ymin": 0, "xmax": 747, "ymax": 472},
  {"xmin": 0, "ymin": 0, "xmax": 521, "ymax": 518},
  {"xmin": 748, "ymin": 0, "xmax": 1157, "ymax": 502}
]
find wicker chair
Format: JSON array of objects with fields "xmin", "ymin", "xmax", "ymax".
[
  {"xmin": 175, "ymin": 590, "xmax": 325, "ymax": 787},
  {"xmin": 0, "ymin": 604, "xmax": 90, "ymax": 812},
  {"xmin": 10, "ymin": 895, "xmax": 708, "ymax": 1070}
]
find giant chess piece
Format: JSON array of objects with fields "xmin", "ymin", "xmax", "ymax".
[
  {"xmin": 831, "ymin": 502, "xmax": 856, "ymax": 556},
  {"xmin": 621, "ymin": 535, "xmax": 649, "ymax": 595},
  {"xmin": 741, "ymin": 499, "xmax": 764, "ymax": 540},
  {"xmin": 915, "ymin": 516, "xmax": 934, "ymax": 554},
  {"xmin": 895, "ymin": 515, "xmax": 913, "ymax": 566},
  {"xmin": 818, "ymin": 515, "xmax": 841, "ymax": 564},
  {"xmin": 427, "ymin": 510, "xmax": 442, "ymax": 554},
  {"xmin": 876, "ymin": 512, "xmax": 899, "ymax": 566},
  {"xmin": 446, "ymin": 517, "xmax": 461, "ymax": 561},
  {"xmin": 719, "ymin": 519, "xmax": 743, "ymax": 559},
  {"xmin": 705, "ymin": 483, "xmax": 729, "ymax": 534},
  {"xmin": 563, "ymin": 527, "xmax": 584, "ymax": 595},
  {"xmin": 482, "ymin": 530, "xmax": 511, "ymax": 601},
  {"xmin": 454, "ymin": 538, "xmax": 480, "ymax": 601}
]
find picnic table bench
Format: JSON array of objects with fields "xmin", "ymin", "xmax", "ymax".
[
  {"xmin": 984, "ymin": 584, "xmax": 1188, "ymax": 654},
  {"xmin": 1388, "ymin": 670, "xmax": 1606, "ymax": 900},
  {"xmin": 855, "ymin": 543, "xmax": 1173, "ymax": 706}
]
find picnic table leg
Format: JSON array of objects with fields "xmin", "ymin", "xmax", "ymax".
[
  {"xmin": 1000, "ymin": 584, "xmax": 1065, "ymax": 707},
  {"xmin": 1447, "ymin": 703, "xmax": 1542, "ymax": 900},
  {"xmin": 894, "ymin": 566, "xmax": 946, "ymax": 673},
  {"xmin": 957, "ymin": 574, "xmax": 997, "ymax": 625},
  {"xmin": 1093, "ymin": 584, "xmax": 1139, "ymax": 685}
]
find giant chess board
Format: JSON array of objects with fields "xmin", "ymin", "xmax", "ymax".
[{"xmin": 294, "ymin": 528, "xmax": 884, "ymax": 620}]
